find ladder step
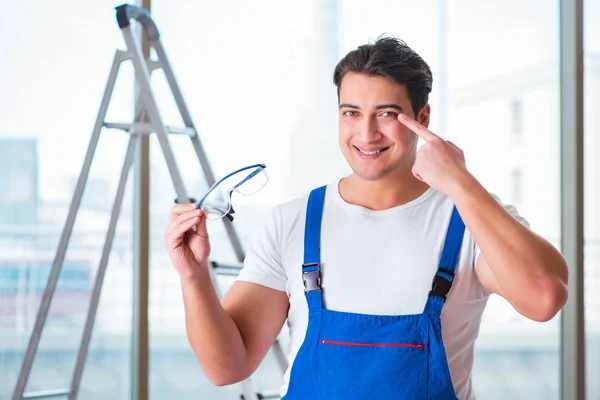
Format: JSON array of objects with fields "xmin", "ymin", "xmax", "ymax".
[
  {"xmin": 103, "ymin": 122, "xmax": 196, "ymax": 136},
  {"xmin": 211, "ymin": 260, "xmax": 243, "ymax": 276},
  {"xmin": 240, "ymin": 392, "xmax": 281, "ymax": 400},
  {"xmin": 165, "ymin": 126, "xmax": 196, "ymax": 136},
  {"xmin": 22, "ymin": 388, "xmax": 71, "ymax": 399},
  {"xmin": 258, "ymin": 393, "xmax": 281, "ymax": 399}
]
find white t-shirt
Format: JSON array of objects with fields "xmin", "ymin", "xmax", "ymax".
[{"xmin": 237, "ymin": 182, "xmax": 528, "ymax": 400}]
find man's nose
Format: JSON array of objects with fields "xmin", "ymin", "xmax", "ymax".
[{"xmin": 357, "ymin": 116, "xmax": 383, "ymax": 142}]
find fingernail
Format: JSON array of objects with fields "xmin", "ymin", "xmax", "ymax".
[{"xmin": 398, "ymin": 113, "xmax": 406, "ymax": 119}]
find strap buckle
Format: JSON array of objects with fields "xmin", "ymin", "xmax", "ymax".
[
  {"xmin": 428, "ymin": 267, "xmax": 455, "ymax": 301},
  {"xmin": 302, "ymin": 262, "xmax": 321, "ymax": 293}
]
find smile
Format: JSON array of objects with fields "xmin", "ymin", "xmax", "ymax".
[{"xmin": 354, "ymin": 146, "xmax": 390, "ymax": 156}]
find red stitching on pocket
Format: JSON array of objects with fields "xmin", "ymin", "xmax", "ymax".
[{"xmin": 320, "ymin": 340, "xmax": 426, "ymax": 348}]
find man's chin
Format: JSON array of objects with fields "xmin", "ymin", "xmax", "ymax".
[
  {"xmin": 349, "ymin": 161, "xmax": 413, "ymax": 183},
  {"xmin": 351, "ymin": 168, "xmax": 390, "ymax": 182}
]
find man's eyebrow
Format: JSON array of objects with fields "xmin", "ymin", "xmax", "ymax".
[
  {"xmin": 338, "ymin": 103, "xmax": 404, "ymax": 111},
  {"xmin": 375, "ymin": 104, "xmax": 403, "ymax": 111}
]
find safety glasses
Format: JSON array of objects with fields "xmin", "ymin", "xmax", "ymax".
[{"xmin": 196, "ymin": 164, "xmax": 268, "ymax": 221}]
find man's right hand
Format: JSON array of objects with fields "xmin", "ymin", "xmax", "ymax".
[
  {"xmin": 163, "ymin": 202, "xmax": 289, "ymax": 386},
  {"xmin": 165, "ymin": 202, "xmax": 211, "ymax": 281}
]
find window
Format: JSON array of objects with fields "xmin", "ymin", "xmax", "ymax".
[
  {"xmin": 510, "ymin": 168, "xmax": 524, "ymax": 205},
  {"xmin": 0, "ymin": 2, "xmax": 134, "ymax": 398},
  {"xmin": 446, "ymin": 1, "xmax": 560, "ymax": 398},
  {"xmin": 1, "ymin": 1, "xmax": 590, "ymax": 399},
  {"xmin": 584, "ymin": 1, "xmax": 600, "ymax": 398},
  {"xmin": 149, "ymin": 1, "xmax": 440, "ymax": 398},
  {"xmin": 511, "ymin": 99, "xmax": 523, "ymax": 138}
]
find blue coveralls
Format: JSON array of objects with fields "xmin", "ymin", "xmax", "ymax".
[{"xmin": 282, "ymin": 186, "xmax": 466, "ymax": 399}]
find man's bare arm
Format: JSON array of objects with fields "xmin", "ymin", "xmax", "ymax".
[
  {"xmin": 181, "ymin": 275, "xmax": 289, "ymax": 386},
  {"xmin": 165, "ymin": 203, "xmax": 289, "ymax": 386}
]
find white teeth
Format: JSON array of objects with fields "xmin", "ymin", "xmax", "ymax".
[{"xmin": 358, "ymin": 148, "xmax": 383, "ymax": 155}]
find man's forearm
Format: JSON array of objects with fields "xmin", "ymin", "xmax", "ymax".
[
  {"xmin": 450, "ymin": 174, "xmax": 568, "ymax": 318},
  {"xmin": 180, "ymin": 266, "xmax": 249, "ymax": 386}
]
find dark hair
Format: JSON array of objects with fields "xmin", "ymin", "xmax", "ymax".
[{"xmin": 333, "ymin": 36, "xmax": 433, "ymax": 116}]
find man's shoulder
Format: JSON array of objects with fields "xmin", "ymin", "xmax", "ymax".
[
  {"xmin": 263, "ymin": 183, "xmax": 339, "ymax": 232},
  {"xmin": 275, "ymin": 183, "xmax": 336, "ymax": 214}
]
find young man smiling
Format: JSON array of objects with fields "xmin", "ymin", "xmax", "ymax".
[{"xmin": 165, "ymin": 37, "xmax": 568, "ymax": 399}]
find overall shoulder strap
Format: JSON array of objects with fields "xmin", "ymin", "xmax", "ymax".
[
  {"xmin": 424, "ymin": 206, "xmax": 466, "ymax": 317},
  {"xmin": 302, "ymin": 186, "xmax": 327, "ymax": 311}
]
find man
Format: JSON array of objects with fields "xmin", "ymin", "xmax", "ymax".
[{"xmin": 165, "ymin": 37, "xmax": 568, "ymax": 399}]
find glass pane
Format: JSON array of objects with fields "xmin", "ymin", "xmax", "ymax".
[
  {"xmin": 0, "ymin": 2, "xmax": 133, "ymax": 399},
  {"xmin": 149, "ymin": 1, "xmax": 563, "ymax": 399},
  {"xmin": 585, "ymin": 1, "xmax": 600, "ymax": 399},
  {"xmin": 446, "ymin": 1, "xmax": 560, "ymax": 399},
  {"xmin": 149, "ymin": 0, "xmax": 440, "ymax": 398}
]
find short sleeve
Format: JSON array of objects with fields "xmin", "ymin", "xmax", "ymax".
[
  {"xmin": 237, "ymin": 205, "xmax": 287, "ymax": 292},
  {"xmin": 473, "ymin": 194, "xmax": 531, "ymax": 264}
]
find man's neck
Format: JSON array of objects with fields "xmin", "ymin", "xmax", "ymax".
[{"xmin": 338, "ymin": 172, "xmax": 431, "ymax": 211}]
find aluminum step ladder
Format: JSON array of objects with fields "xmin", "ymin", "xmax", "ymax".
[{"xmin": 12, "ymin": 4, "xmax": 287, "ymax": 400}]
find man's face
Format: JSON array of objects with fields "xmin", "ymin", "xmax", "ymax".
[{"xmin": 338, "ymin": 72, "xmax": 429, "ymax": 182}]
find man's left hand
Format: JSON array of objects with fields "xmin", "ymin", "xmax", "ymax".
[{"xmin": 397, "ymin": 113, "xmax": 472, "ymax": 197}]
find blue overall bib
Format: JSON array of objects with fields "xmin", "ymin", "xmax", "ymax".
[{"xmin": 282, "ymin": 186, "xmax": 466, "ymax": 400}]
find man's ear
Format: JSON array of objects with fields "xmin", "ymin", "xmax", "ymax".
[{"xmin": 417, "ymin": 104, "xmax": 431, "ymax": 128}]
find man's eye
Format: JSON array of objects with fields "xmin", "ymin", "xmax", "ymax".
[
  {"xmin": 380, "ymin": 111, "xmax": 398, "ymax": 118},
  {"xmin": 343, "ymin": 110, "xmax": 356, "ymax": 117}
]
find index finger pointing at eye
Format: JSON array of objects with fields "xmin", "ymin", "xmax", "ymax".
[{"xmin": 397, "ymin": 113, "xmax": 440, "ymax": 142}]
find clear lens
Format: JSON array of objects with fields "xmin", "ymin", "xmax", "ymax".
[
  {"xmin": 200, "ymin": 186, "xmax": 231, "ymax": 220},
  {"xmin": 235, "ymin": 168, "xmax": 268, "ymax": 196}
]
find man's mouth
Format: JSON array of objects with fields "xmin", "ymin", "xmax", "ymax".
[{"xmin": 354, "ymin": 146, "xmax": 390, "ymax": 155}]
